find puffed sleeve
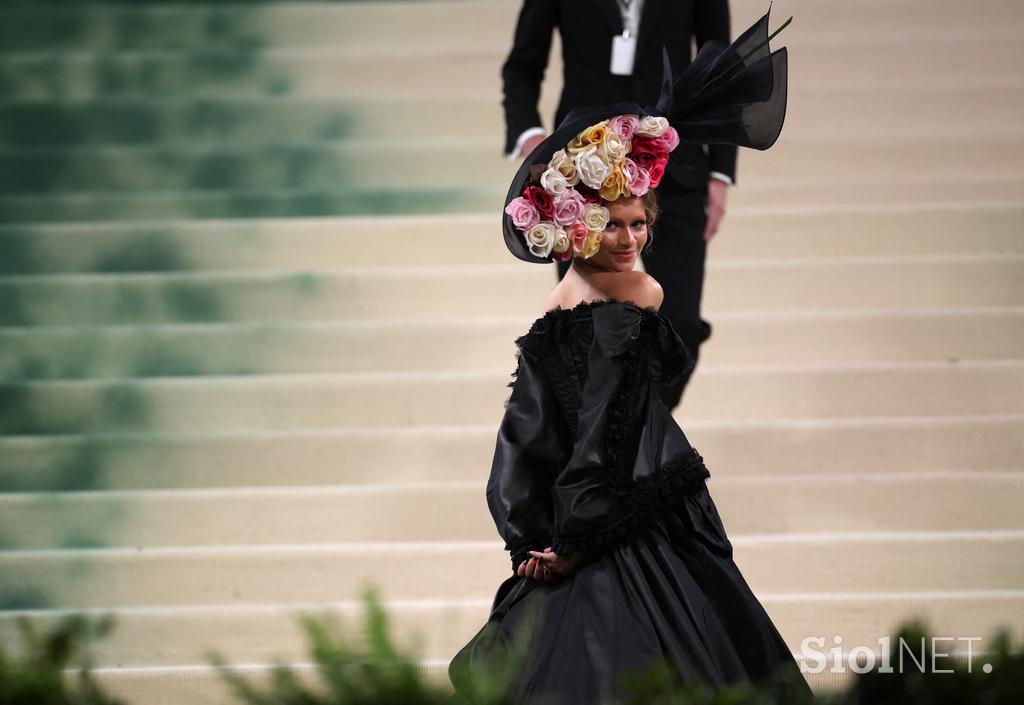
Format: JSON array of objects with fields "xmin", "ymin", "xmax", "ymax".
[
  {"xmin": 549, "ymin": 304, "xmax": 710, "ymax": 561},
  {"xmin": 486, "ymin": 339, "xmax": 572, "ymax": 571}
]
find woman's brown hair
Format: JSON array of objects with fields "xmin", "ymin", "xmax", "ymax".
[{"xmin": 641, "ymin": 189, "xmax": 660, "ymax": 253}]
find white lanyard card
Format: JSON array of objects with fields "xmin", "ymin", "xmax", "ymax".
[{"xmin": 610, "ymin": 30, "xmax": 637, "ymax": 76}]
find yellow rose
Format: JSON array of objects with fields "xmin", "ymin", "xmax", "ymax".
[
  {"xmin": 566, "ymin": 120, "xmax": 610, "ymax": 154},
  {"xmin": 599, "ymin": 161, "xmax": 630, "ymax": 201},
  {"xmin": 582, "ymin": 230, "xmax": 603, "ymax": 259},
  {"xmin": 583, "ymin": 121, "xmax": 609, "ymax": 145}
]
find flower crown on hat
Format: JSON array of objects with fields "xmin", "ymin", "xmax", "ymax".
[{"xmin": 504, "ymin": 114, "xmax": 680, "ymax": 262}]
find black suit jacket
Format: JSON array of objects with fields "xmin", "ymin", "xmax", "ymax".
[{"xmin": 501, "ymin": 0, "xmax": 738, "ymax": 188}]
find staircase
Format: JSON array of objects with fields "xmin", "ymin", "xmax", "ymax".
[{"xmin": 1, "ymin": 1, "xmax": 1022, "ymax": 702}]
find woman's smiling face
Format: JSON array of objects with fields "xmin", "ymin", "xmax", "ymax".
[{"xmin": 590, "ymin": 196, "xmax": 648, "ymax": 271}]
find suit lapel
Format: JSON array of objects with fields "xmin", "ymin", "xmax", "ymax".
[{"xmin": 597, "ymin": 0, "xmax": 624, "ymax": 34}]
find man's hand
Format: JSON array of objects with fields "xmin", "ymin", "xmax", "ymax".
[
  {"xmin": 703, "ymin": 178, "xmax": 729, "ymax": 242},
  {"xmin": 521, "ymin": 133, "xmax": 546, "ymax": 159}
]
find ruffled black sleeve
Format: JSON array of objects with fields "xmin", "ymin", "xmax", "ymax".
[{"xmin": 486, "ymin": 338, "xmax": 572, "ymax": 572}]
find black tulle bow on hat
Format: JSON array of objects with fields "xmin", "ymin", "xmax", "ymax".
[
  {"xmin": 502, "ymin": 3, "xmax": 792, "ymax": 264},
  {"xmin": 666, "ymin": 3, "xmax": 790, "ymax": 148}
]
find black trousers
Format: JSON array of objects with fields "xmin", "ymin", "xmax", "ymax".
[{"xmin": 556, "ymin": 181, "xmax": 712, "ymax": 411}]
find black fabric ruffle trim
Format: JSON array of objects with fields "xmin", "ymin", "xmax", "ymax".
[
  {"xmin": 509, "ymin": 535, "xmax": 554, "ymax": 572},
  {"xmin": 549, "ymin": 448, "xmax": 711, "ymax": 561}
]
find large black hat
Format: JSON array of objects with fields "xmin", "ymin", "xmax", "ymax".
[{"xmin": 502, "ymin": 4, "xmax": 790, "ymax": 264}]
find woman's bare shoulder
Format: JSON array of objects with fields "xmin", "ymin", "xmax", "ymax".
[
  {"xmin": 606, "ymin": 271, "xmax": 664, "ymax": 310},
  {"xmin": 543, "ymin": 271, "xmax": 663, "ymax": 313},
  {"xmin": 543, "ymin": 288, "xmax": 568, "ymax": 313}
]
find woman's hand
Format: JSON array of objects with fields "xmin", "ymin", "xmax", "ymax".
[
  {"xmin": 517, "ymin": 546, "xmax": 586, "ymax": 581},
  {"xmin": 517, "ymin": 554, "xmax": 552, "ymax": 582}
]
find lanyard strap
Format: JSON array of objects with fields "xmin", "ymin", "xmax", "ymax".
[{"xmin": 616, "ymin": 0, "xmax": 640, "ymax": 37}]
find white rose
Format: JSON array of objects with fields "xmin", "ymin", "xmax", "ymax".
[
  {"xmin": 540, "ymin": 167, "xmax": 569, "ymax": 196},
  {"xmin": 635, "ymin": 116, "xmax": 669, "ymax": 136},
  {"xmin": 597, "ymin": 133, "xmax": 629, "ymax": 162},
  {"xmin": 582, "ymin": 203, "xmax": 610, "ymax": 232},
  {"xmin": 574, "ymin": 146, "xmax": 612, "ymax": 190},
  {"xmin": 525, "ymin": 222, "xmax": 556, "ymax": 258},
  {"xmin": 548, "ymin": 149, "xmax": 580, "ymax": 186}
]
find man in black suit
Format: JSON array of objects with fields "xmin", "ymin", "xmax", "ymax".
[{"xmin": 501, "ymin": 0, "xmax": 736, "ymax": 410}]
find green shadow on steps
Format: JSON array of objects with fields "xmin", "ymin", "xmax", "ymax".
[
  {"xmin": 0, "ymin": 1, "xmax": 487, "ymax": 222},
  {"xmin": 0, "ymin": 0, "xmax": 477, "ymax": 616}
]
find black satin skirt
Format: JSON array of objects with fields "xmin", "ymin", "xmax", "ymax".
[{"xmin": 448, "ymin": 484, "xmax": 814, "ymax": 704}]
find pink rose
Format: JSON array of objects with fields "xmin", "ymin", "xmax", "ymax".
[
  {"xmin": 608, "ymin": 114, "xmax": 640, "ymax": 142},
  {"xmin": 522, "ymin": 185, "xmax": 554, "ymax": 221},
  {"xmin": 654, "ymin": 126, "xmax": 680, "ymax": 152},
  {"xmin": 622, "ymin": 158, "xmax": 651, "ymax": 196},
  {"xmin": 566, "ymin": 222, "xmax": 589, "ymax": 254},
  {"xmin": 504, "ymin": 196, "xmax": 540, "ymax": 231},
  {"xmin": 552, "ymin": 189, "xmax": 586, "ymax": 227}
]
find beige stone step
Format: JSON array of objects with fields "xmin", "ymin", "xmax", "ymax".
[
  {"xmin": 2, "ymin": 308, "xmax": 1021, "ymax": 380},
  {"xmin": 2, "ymin": 31, "xmax": 1020, "ymax": 101},
  {"xmin": 1, "ymin": 361, "xmax": 1021, "ymax": 435},
  {"xmin": 4, "ymin": 86, "xmax": 1021, "ymax": 147},
  {"xmin": 4, "ymin": 132, "xmax": 1022, "ymax": 194},
  {"xmin": 1, "ymin": 255, "xmax": 1019, "ymax": 326},
  {"xmin": 2, "ymin": 0, "xmax": 1019, "ymax": 52},
  {"xmin": 726, "ymin": 177, "xmax": 1024, "ymax": 211},
  {"xmin": 3, "ymin": 177, "xmax": 1023, "ymax": 224},
  {"xmin": 3, "ymin": 591, "xmax": 1020, "ymax": 670},
  {"xmin": 2, "ymin": 532, "xmax": 1022, "ymax": 608},
  {"xmin": 2, "ymin": 416, "xmax": 1019, "ymax": 493},
  {"xmin": 1, "ymin": 472, "xmax": 1020, "ymax": 550},
  {"xmin": 0, "ymin": 184, "xmax": 494, "ymax": 224},
  {"xmin": 2, "ymin": 203, "xmax": 1020, "ymax": 273}
]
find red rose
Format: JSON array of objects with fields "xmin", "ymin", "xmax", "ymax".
[
  {"xmin": 648, "ymin": 155, "xmax": 668, "ymax": 189},
  {"xmin": 522, "ymin": 185, "xmax": 554, "ymax": 220},
  {"xmin": 630, "ymin": 135, "xmax": 667, "ymax": 172}
]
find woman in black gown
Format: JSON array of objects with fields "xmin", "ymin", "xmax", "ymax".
[{"xmin": 449, "ymin": 9, "xmax": 812, "ymax": 703}]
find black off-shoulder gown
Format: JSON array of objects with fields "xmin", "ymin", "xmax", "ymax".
[{"xmin": 448, "ymin": 299, "xmax": 812, "ymax": 704}]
